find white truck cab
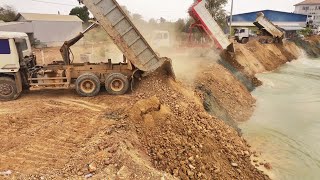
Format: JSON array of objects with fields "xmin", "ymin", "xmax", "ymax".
[
  {"xmin": 0, "ymin": 32, "xmax": 32, "ymax": 73},
  {"xmin": 151, "ymin": 30, "xmax": 171, "ymax": 48},
  {"xmin": 234, "ymin": 28, "xmax": 250, "ymax": 44},
  {"xmin": 0, "ymin": 31, "xmax": 35, "ymax": 101}
]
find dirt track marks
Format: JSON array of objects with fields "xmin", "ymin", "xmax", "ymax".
[
  {"xmin": 0, "ymin": 109, "xmax": 14, "ymax": 115},
  {"xmin": 46, "ymin": 98, "xmax": 106, "ymax": 112},
  {"xmin": 0, "ymin": 95, "xmax": 113, "ymax": 175},
  {"xmin": 0, "ymin": 111, "xmax": 104, "ymax": 174}
]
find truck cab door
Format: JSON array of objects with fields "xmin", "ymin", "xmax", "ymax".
[
  {"xmin": 15, "ymin": 38, "xmax": 32, "ymax": 58},
  {"xmin": 0, "ymin": 38, "xmax": 20, "ymax": 72},
  {"xmin": 239, "ymin": 29, "xmax": 246, "ymax": 38}
]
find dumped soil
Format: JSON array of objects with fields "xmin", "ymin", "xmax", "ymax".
[
  {"xmin": 2, "ymin": 37, "xmax": 310, "ymax": 179},
  {"xmin": 195, "ymin": 64, "xmax": 255, "ymax": 123},
  {"xmin": 222, "ymin": 40, "xmax": 301, "ymax": 87},
  {"xmin": 128, "ymin": 72, "xmax": 268, "ymax": 180},
  {"xmin": 292, "ymin": 36, "xmax": 320, "ymax": 58},
  {"xmin": 0, "ymin": 68, "xmax": 268, "ymax": 179}
]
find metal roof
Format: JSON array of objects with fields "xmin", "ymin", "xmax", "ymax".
[
  {"xmin": 232, "ymin": 22, "xmax": 306, "ymax": 28},
  {"xmin": 0, "ymin": 22, "xmax": 34, "ymax": 33},
  {"xmin": 294, "ymin": 0, "xmax": 320, "ymax": 6},
  {"xmin": 0, "ymin": 31, "xmax": 28, "ymax": 39},
  {"xmin": 280, "ymin": 26, "xmax": 305, "ymax": 31},
  {"xmin": 0, "ymin": 22, "xmax": 26, "ymax": 26},
  {"xmin": 17, "ymin": 13, "xmax": 83, "ymax": 22},
  {"xmin": 230, "ymin": 10, "xmax": 308, "ymax": 23}
]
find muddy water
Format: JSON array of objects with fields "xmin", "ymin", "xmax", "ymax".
[{"xmin": 240, "ymin": 57, "xmax": 320, "ymax": 180}]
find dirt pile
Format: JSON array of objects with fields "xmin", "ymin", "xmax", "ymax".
[
  {"xmin": 3, "ymin": 38, "xmax": 303, "ymax": 180},
  {"xmin": 0, "ymin": 68, "xmax": 268, "ymax": 179},
  {"xmin": 195, "ymin": 64, "xmax": 255, "ymax": 123},
  {"xmin": 223, "ymin": 40, "xmax": 301, "ymax": 86},
  {"xmin": 127, "ymin": 71, "xmax": 268, "ymax": 180},
  {"xmin": 293, "ymin": 36, "xmax": 320, "ymax": 58}
]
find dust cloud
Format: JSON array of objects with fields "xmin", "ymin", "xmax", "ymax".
[{"xmin": 156, "ymin": 46, "xmax": 221, "ymax": 84}]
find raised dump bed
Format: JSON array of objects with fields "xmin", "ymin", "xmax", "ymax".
[
  {"xmin": 81, "ymin": 0, "xmax": 169, "ymax": 73},
  {"xmin": 254, "ymin": 12, "xmax": 284, "ymax": 39},
  {"xmin": 189, "ymin": 0, "xmax": 232, "ymax": 50}
]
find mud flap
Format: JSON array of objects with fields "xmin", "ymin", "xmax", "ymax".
[{"xmin": 13, "ymin": 72, "xmax": 22, "ymax": 95}]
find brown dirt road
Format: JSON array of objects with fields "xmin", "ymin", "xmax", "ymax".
[{"xmin": 0, "ymin": 90, "xmax": 129, "ymax": 178}]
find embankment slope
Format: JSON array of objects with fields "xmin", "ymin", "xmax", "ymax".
[{"xmin": 2, "ymin": 37, "xmax": 314, "ymax": 179}]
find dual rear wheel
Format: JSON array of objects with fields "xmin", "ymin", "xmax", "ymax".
[{"xmin": 75, "ymin": 73, "xmax": 130, "ymax": 97}]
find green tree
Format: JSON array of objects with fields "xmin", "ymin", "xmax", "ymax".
[
  {"xmin": 0, "ymin": 5, "xmax": 17, "ymax": 22},
  {"xmin": 69, "ymin": 6, "xmax": 89, "ymax": 22},
  {"xmin": 205, "ymin": 0, "xmax": 228, "ymax": 28},
  {"xmin": 175, "ymin": 18, "xmax": 186, "ymax": 32}
]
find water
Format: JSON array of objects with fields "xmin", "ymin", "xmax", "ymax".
[{"xmin": 240, "ymin": 57, "xmax": 320, "ymax": 180}]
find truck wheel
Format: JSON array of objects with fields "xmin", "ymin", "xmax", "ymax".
[
  {"xmin": 267, "ymin": 38, "xmax": 274, "ymax": 44},
  {"xmin": 241, "ymin": 38, "xmax": 249, "ymax": 44},
  {"xmin": 0, "ymin": 77, "xmax": 18, "ymax": 101},
  {"xmin": 259, "ymin": 38, "xmax": 267, "ymax": 44},
  {"xmin": 75, "ymin": 73, "xmax": 101, "ymax": 97},
  {"xmin": 105, "ymin": 73, "xmax": 129, "ymax": 95}
]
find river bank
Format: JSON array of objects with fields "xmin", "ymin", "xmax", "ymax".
[{"xmin": 1, "ymin": 36, "xmax": 318, "ymax": 179}]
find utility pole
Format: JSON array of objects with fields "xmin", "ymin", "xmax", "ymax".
[{"xmin": 229, "ymin": 0, "xmax": 234, "ymax": 37}]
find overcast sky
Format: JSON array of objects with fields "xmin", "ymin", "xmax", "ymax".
[{"xmin": 0, "ymin": 0, "xmax": 303, "ymax": 21}]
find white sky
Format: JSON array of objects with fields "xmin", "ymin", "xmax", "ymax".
[{"xmin": 0, "ymin": 0, "xmax": 303, "ymax": 21}]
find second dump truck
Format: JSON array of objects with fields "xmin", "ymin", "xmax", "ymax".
[
  {"xmin": 188, "ymin": 0, "xmax": 234, "ymax": 51},
  {"xmin": 254, "ymin": 12, "xmax": 285, "ymax": 44},
  {"xmin": 0, "ymin": 0, "xmax": 174, "ymax": 101},
  {"xmin": 235, "ymin": 13, "xmax": 285, "ymax": 44}
]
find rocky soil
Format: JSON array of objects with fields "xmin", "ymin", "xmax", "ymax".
[
  {"xmin": 2, "ymin": 36, "xmax": 313, "ymax": 179},
  {"xmin": 0, "ymin": 71, "xmax": 268, "ymax": 180},
  {"xmin": 129, "ymin": 72, "xmax": 268, "ymax": 180}
]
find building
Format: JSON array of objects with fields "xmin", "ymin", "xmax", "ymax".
[
  {"xmin": 230, "ymin": 10, "xmax": 308, "ymax": 35},
  {"xmin": 294, "ymin": 0, "xmax": 320, "ymax": 26},
  {"xmin": 0, "ymin": 13, "xmax": 83, "ymax": 47}
]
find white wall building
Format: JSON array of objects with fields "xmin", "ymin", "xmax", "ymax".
[
  {"xmin": 0, "ymin": 13, "xmax": 83, "ymax": 47},
  {"xmin": 294, "ymin": 0, "xmax": 320, "ymax": 26}
]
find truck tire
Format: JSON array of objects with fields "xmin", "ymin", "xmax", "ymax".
[
  {"xmin": 267, "ymin": 38, "xmax": 274, "ymax": 44},
  {"xmin": 0, "ymin": 77, "xmax": 18, "ymax": 101},
  {"xmin": 241, "ymin": 38, "xmax": 249, "ymax": 44},
  {"xmin": 105, "ymin": 73, "xmax": 129, "ymax": 95},
  {"xmin": 75, "ymin": 73, "xmax": 101, "ymax": 97},
  {"xmin": 259, "ymin": 38, "xmax": 267, "ymax": 44}
]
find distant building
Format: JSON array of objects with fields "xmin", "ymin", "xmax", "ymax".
[
  {"xmin": 0, "ymin": 13, "xmax": 83, "ymax": 47},
  {"xmin": 294, "ymin": 0, "xmax": 320, "ymax": 26},
  {"xmin": 229, "ymin": 10, "xmax": 308, "ymax": 34}
]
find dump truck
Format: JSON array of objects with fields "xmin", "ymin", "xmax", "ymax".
[
  {"xmin": 253, "ymin": 12, "xmax": 285, "ymax": 44},
  {"xmin": 0, "ymin": 0, "xmax": 174, "ymax": 101},
  {"xmin": 188, "ymin": 0, "xmax": 233, "ymax": 51}
]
